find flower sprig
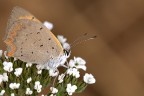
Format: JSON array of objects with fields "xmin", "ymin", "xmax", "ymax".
[
  {"xmin": 0, "ymin": 21, "xmax": 96, "ymax": 96},
  {"xmin": 0, "ymin": 51, "xmax": 95, "ymax": 96}
]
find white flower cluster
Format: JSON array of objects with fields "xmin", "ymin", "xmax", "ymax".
[
  {"xmin": 57, "ymin": 35, "xmax": 70, "ymax": 51},
  {"xmin": 3, "ymin": 61, "xmax": 23, "ymax": 77},
  {"xmin": 69, "ymin": 57, "xmax": 86, "ymax": 71},
  {"xmin": 0, "ymin": 61, "xmax": 23, "ymax": 86},
  {"xmin": 49, "ymin": 69, "xmax": 59, "ymax": 77},
  {"xmin": 83, "ymin": 73, "xmax": 96, "ymax": 84},
  {"xmin": 37, "ymin": 69, "xmax": 42, "ymax": 74},
  {"xmin": 66, "ymin": 83, "xmax": 77, "ymax": 95},
  {"xmin": 36, "ymin": 64, "xmax": 59, "ymax": 77},
  {"xmin": 9, "ymin": 83, "xmax": 20, "ymax": 90},
  {"xmin": 68, "ymin": 57, "xmax": 96, "ymax": 84},
  {"xmin": 26, "ymin": 62, "xmax": 32, "ymax": 68},
  {"xmin": 49, "ymin": 34, "xmax": 96, "ymax": 95},
  {"xmin": 0, "ymin": 73, "xmax": 8, "ymax": 84},
  {"xmin": 58, "ymin": 73, "xmax": 65, "ymax": 83},
  {"xmin": 26, "ymin": 88, "xmax": 33, "ymax": 95},
  {"xmin": 14, "ymin": 68, "xmax": 23, "ymax": 77},
  {"xmin": 11, "ymin": 93, "xmax": 15, "ymax": 96},
  {"xmin": 43, "ymin": 21, "xmax": 53, "ymax": 30},
  {"xmin": 0, "ymin": 90, "xmax": 5, "ymax": 95},
  {"xmin": 50, "ymin": 87, "xmax": 58, "ymax": 96},
  {"xmin": 0, "ymin": 56, "xmax": 25, "ymax": 95},
  {"xmin": 27, "ymin": 77, "xmax": 32, "ymax": 83},
  {"xmin": 3, "ymin": 61, "xmax": 13, "ymax": 72},
  {"xmin": 34, "ymin": 81, "xmax": 42, "ymax": 93},
  {"xmin": 67, "ymin": 68, "xmax": 80, "ymax": 78}
]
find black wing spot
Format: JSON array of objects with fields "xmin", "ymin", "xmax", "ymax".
[
  {"xmin": 47, "ymin": 51, "xmax": 49, "ymax": 53},
  {"xmin": 37, "ymin": 32, "xmax": 40, "ymax": 34},
  {"xmin": 49, "ymin": 38, "xmax": 51, "ymax": 40},
  {"xmin": 31, "ymin": 52, "xmax": 34, "ymax": 54},
  {"xmin": 40, "ymin": 27, "xmax": 43, "ymax": 30},
  {"xmin": 51, "ymin": 57, "xmax": 53, "ymax": 59},
  {"xmin": 52, "ymin": 47, "xmax": 54, "ymax": 49},
  {"xmin": 22, "ymin": 26, "xmax": 26, "ymax": 29},
  {"xmin": 21, "ymin": 55, "xmax": 23, "ymax": 57},
  {"xmin": 32, "ymin": 17, "xmax": 35, "ymax": 20},
  {"xmin": 20, "ymin": 48, "xmax": 23, "ymax": 50},
  {"xmin": 40, "ymin": 45, "xmax": 43, "ymax": 47}
]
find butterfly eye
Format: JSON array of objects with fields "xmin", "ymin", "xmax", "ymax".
[
  {"xmin": 37, "ymin": 32, "xmax": 40, "ymax": 34},
  {"xmin": 64, "ymin": 49, "xmax": 70, "ymax": 57},
  {"xmin": 32, "ymin": 17, "xmax": 34, "ymax": 20}
]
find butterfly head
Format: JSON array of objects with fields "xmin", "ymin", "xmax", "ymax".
[
  {"xmin": 63, "ymin": 43, "xmax": 71, "ymax": 58},
  {"xmin": 63, "ymin": 49, "xmax": 71, "ymax": 58}
]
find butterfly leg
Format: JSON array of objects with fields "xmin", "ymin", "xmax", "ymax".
[{"xmin": 60, "ymin": 60, "xmax": 69, "ymax": 68}]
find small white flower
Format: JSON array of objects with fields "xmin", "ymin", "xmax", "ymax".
[
  {"xmin": 83, "ymin": 73, "xmax": 96, "ymax": 84},
  {"xmin": 69, "ymin": 57, "xmax": 86, "ymax": 71},
  {"xmin": 58, "ymin": 73, "xmax": 65, "ymax": 83},
  {"xmin": 37, "ymin": 69, "xmax": 42, "ymax": 74},
  {"xmin": 14, "ymin": 68, "xmax": 23, "ymax": 77},
  {"xmin": 26, "ymin": 88, "xmax": 33, "ymax": 95},
  {"xmin": 34, "ymin": 81, "xmax": 42, "ymax": 93},
  {"xmin": 26, "ymin": 63, "xmax": 32, "ymax": 68},
  {"xmin": 36, "ymin": 64, "xmax": 44, "ymax": 70},
  {"xmin": 3, "ymin": 73, "xmax": 8, "ymax": 82},
  {"xmin": 27, "ymin": 77, "xmax": 32, "ymax": 83},
  {"xmin": 34, "ymin": 81, "xmax": 40, "ymax": 86},
  {"xmin": 57, "ymin": 35, "xmax": 67, "ymax": 44},
  {"xmin": 4, "ymin": 51, "xmax": 8, "ymax": 59},
  {"xmin": 66, "ymin": 83, "xmax": 77, "ymax": 95},
  {"xmin": 63, "ymin": 42, "xmax": 71, "ymax": 50},
  {"xmin": 43, "ymin": 21, "xmax": 53, "ymax": 30},
  {"xmin": 67, "ymin": 68, "xmax": 80, "ymax": 78},
  {"xmin": 14, "ymin": 57, "xmax": 17, "ymax": 61},
  {"xmin": 49, "ymin": 69, "xmax": 58, "ymax": 77},
  {"xmin": 9, "ymin": 83, "xmax": 20, "ymax": 90},
  {"xmin": 11, "ymin": 93, "xmax": 15, "ymax": 96},
  {"xmin": 0, "ymin": 50, "xmax": 3, "ymax": 57},
  {"xmin": 0, "ymin": 75, "xmax": 3, "ymax": 84},
  {"xmin": 3, "ymin": 61, "xmax": 13, "ymax": 72},
  {"xmin": 50, "ymin": 87, "xmax": 58, "ymax": 94},
  {"xmin": 50, "ymin": 94, "xmax": 56, "ymax": 96},
  {"xmin": 0, "ymin": 90, "xmax": 5, "ymax": 95},
  {"xmin": 37, "ymin": 88, "xmax": 42, "ymax": 93}
]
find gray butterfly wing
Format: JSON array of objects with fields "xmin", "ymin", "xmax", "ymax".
[{"xmin": 5, "ymin": 19, "xmax": 63, "ymax": 64}]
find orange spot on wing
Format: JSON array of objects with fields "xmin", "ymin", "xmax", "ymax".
[{"xmin": 4, "ymin": 24, "xmax": 22, "ymax": 57}]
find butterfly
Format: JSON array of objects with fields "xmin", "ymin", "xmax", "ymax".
[{"xmin": 4, "ymin": 6, "xmax": 71, "ymax": 70}]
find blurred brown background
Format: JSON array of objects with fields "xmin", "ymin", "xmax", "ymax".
[{"xmin": 0, "ymin": 0, "xmax": 144, "ymax": 96}]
